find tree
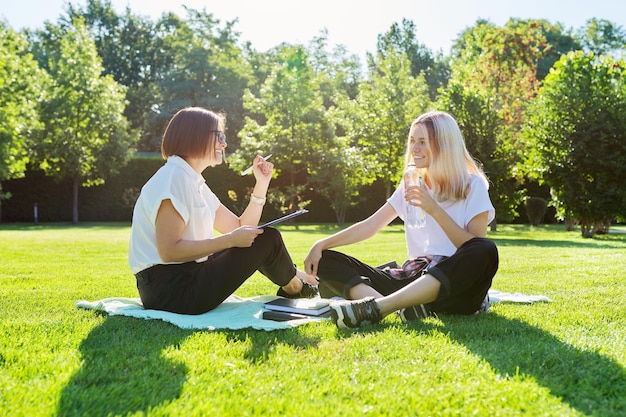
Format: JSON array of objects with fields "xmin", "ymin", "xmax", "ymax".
[
  {"xmin": 372, "ymin": 18, "xmax": 450, "ymax": 100},
  {"xmin": 238, "ymin": 45, "xmax": 331, "ymax": 215},
  {"xmin": 144, "ymin": 9, "xmax": 253, "ymax": 152},
  {"xmin": 305, "ymin": 31, "xmax": 369, "ymax": 224},
  {"xmin": 0, "ymin": 23, "xmax": 48, "ymax": 220},
  {"xmin": 36, "ymin": 20, "xmax": 136, "ymax": 224},
  {"xmin": 576, "ymin": 18, "xmax": 626, "ymax": 57},
  {"xmin": 307, "ymin": 29, "xmax": 361, "ymax": 105},
  {"xmin": 448, "ymin": 19, "xmax": 550, "ymax": 223},
  {"xmin": 65, "ymin": 2, "xmax": 253, "ymax": 152},
  {"xmin": 307, "ymin": 133, "xmax": 372, "ymax": 225},
  {"xmin": 523, "ymin": 51, "xmax": 626, "ymax": 237},
  {"xmin": 350, "ymin": 51, "xmax": 431, "ymax": 198},
  {"xmin": 532, "ymin": 19, "xmax": 581, "ymax": 81},
  {"xmin": 449, "ymin": 19, "xmax": 497, "ymax": 80},
  {"xmin": 436, "ymin": 82, "xmax": 518, "ymax": 228},
  {"xmin": 67, "ymin": 0, "xmax": 166, "ymax": 151},
  {"xmin": 467, "ymin": 20, "xmax": 548, "ymax": 141}
]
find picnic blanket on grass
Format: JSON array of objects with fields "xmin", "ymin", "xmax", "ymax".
[
  {"xmin": 76, "ymin": 290, "xmax": 551, "ymax": 331},
  {"xmin": 488, "ymin": 290, "xmax": 551, "ymax": 304},
  {"xmin": 75, "ymin": 295, "xmax": 326, "ymax": 331}
]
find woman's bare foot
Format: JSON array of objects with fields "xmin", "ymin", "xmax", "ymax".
[{"xmin": 296, "ymin": 269, "xmax": 319, "ymax": 286}]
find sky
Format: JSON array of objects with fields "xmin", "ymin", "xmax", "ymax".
[{"xmin": 2, "ymin": 0, "xmax": 626, "ymax": 60}]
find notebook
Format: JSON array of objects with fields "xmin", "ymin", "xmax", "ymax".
[
  {"xmin": 264, "ymin": 297, "xmax": 331, "ymax": 316},
  {"xmin": 262, "ymin": 309, "xmax": 331, "ymax": 321},
  {"xmin": 258, "ymin": 209, "xmax": 308, "ymax": 228}
]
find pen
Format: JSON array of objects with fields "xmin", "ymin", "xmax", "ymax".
[{"xmin": 241, "ymin": 154, "xmax": 272, "ymax": 176}]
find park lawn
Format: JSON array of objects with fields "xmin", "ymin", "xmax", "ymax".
[{"xmin": 0, "ymin": 222, "xmax": 624, "ymax": 416}]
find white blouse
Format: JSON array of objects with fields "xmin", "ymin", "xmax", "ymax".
[{"xmin": 128, "ymin": 156, "xmax": 221, "ymax": 274}]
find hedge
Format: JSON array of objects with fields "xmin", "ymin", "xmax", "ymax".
[{"xmin": 1, "ymin": 157, "xmax": 389, "ymax": 224}]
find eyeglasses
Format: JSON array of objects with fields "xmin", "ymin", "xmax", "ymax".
[{"xmin": 210, "ymin": 130, "xmax": 226, "ymax": 144}]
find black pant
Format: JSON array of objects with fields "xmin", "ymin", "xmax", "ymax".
[
  {"xmin": 135, "ymin": 227, "xmax": 296, "ymax": 314},
  {"xmin": 317, "ymin": 237, "xmax": 499, "ymax": 315}
]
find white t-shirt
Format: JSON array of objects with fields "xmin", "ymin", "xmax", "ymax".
[
  {"xmin": 128, "ymin": 155, "xmax": 221, "ymax": 274},
  {"xmin": 387, "ymin": 174, "xmax": 495, "ymax": 259}
]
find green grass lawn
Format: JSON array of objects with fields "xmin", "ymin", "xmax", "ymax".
[{"xmin": 1, "ymin": 222, "xmax": 625, "ymax": 416}]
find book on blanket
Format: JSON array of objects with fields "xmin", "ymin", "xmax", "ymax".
[
  {"xmin": 262, "ymin": 309, "xmax": 331, "ymax": 321},
  {"xmin": 264, "ymin": 298, "xmax": 331, "ymax": 316}
]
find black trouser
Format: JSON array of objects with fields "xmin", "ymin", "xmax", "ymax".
[
  {"xmin": 135, "ymin": 227, "xmax": 296, "ymax": 314},
  {"xmin": 317, "ymin": 237, "xmax": 499, "ymax": 315}
]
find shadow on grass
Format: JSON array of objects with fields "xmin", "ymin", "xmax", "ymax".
[
  {"xmin": 424, "ymin": 314, "xmax": 626, "ymax": 416},
  {"xmin": 490, "ymin": 237, "xmax": 625, "ymax": 249},
  {"xmin": 57, "ymin": 316, "xmax": 191, "ymax": 417},
  {"xmin": 220, "ymin": 328, "xmax": 325, "ymax": 364}
]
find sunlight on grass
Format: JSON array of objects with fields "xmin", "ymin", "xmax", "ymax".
[{"xmin": 1, "ymin": 222, "xmax": 625, "ymax": 416}]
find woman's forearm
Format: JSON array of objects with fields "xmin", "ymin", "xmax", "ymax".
[
  {"xmin": 430, "ymin": 207, "xmax": 488, "ymax": 248},
  {"xmin": 315, "ymin": 203, "xmax": 397, "ymax": 251}
]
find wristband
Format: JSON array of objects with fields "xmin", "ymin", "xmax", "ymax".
[{"xmin": 250, "ymin": 194, "xmax": 266, "ymax": 206}]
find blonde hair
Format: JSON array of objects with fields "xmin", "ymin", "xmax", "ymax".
[{"xmin": 404, "ymin": 111, "xmax": 488, "ymax": 201}]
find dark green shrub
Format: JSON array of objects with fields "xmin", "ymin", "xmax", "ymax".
[{"xmin": 525, "ymin": 197, "xmax": 548, "ymax": 226}]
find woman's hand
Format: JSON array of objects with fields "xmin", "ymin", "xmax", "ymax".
[
  {"xmin": 304, "ymin": 243, "xmax": 323, "ymax": 277},
  {"xmin": 404, "ymin": 183, "xmax": 437, "ymax": 214},
  {"xmin": 252, "ymin": 155, "xmax": 273, "ymax": 185},
  {"xmin": 233, "ymin": 155, "xmax": 274, "ymax": 228},
  {"xmin": 227, "ymin": 226, "xmax": 265, "ymax": 248}
]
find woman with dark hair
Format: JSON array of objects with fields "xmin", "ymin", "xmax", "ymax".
[
  {"xmin": 304, "ymin": 111, "xmax": 498, "ymax": 328},
  {"xmin": 129, "ymin": 107, "xmax": 317, "ymax": 314}
]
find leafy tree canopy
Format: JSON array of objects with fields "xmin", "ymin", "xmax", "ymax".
[
  {"xmin": 36, "ymin": 19, "xmax": 136, "ymax": 223},
  {"xmin": 523, "ymin": 51, "xmax": 626, "ymax": 236},
  {"xmin": 0, "ymin": 24, "xmax": 47, "ymax": 185}
]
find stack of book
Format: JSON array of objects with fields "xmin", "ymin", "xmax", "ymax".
[{"xmin": 262, "ymin": 297, "xmax": 332, "ymax": 321}]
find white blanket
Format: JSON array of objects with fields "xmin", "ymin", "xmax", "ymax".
[
  {"xmin": 488, "ymin": 290, "xmax": 551, "ymax": 304},
  {"xmin": 76, "ymin": 290, "xmax": 550, "ymax": 331}
]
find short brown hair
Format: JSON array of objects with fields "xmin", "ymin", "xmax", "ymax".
[{"xmin": 161, "ymin": 107, "xmax": 225, "ymax": 160}]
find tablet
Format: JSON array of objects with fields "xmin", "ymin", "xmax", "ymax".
[{"xmin": 258, "ymin": 209, "xmax": 308, "ymax": 228}]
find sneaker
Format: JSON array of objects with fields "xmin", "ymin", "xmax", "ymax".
[
  {"xmin": 474, "ymin": 294, "xmax": 490, "ymax": 315},
  {"xmin": 398, "ymin": 304, "xmax": 431, "ymax": 322},
  {"xmin": 276, "ymin": 280, "xmax": 319, "ymax": 299},
  {"xmin": 329, "ymin": 297, "xmax": 382, "ymax": 329}
]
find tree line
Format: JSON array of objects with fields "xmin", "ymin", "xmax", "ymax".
[{"xmin": 1, "ymin": 0, "xmax": 625, "ymax": 236}]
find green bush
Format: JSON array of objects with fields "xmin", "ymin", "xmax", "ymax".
[
  {"xmin": 1, "ymin": 157, "xmax": 165, "ymax": 222},
  {"xmin": 0, "ymin": 156, "xmax": 341, "ymax": 223},
  {"xmin": 525, "ymin": 197, "xmax": 548, "ymax": 226}
]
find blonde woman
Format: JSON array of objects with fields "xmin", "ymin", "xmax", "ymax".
[
  {"xmin": 304, "ymin": 111, "xmax": 498, "ymax": 328},
  {"xmin": 129, "ymin": 107, "xmax": 317, "ymax": 314}
]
